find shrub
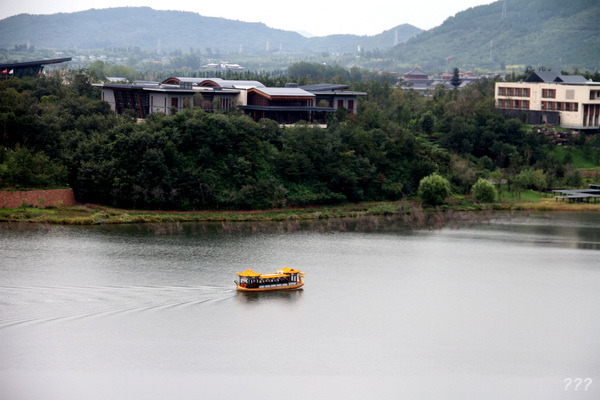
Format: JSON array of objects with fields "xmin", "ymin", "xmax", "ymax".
[
  {"xmin": 418, "ymin": 173, "xmax": 451, "ymax": 206},
  {"xmin": 472, "ymin": 178, "xmax": 498, "ymax": 203}
]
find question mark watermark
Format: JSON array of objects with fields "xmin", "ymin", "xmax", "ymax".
[{"xmin": 565, "ymin": 378, "xmax": 593, "ymax": 390}]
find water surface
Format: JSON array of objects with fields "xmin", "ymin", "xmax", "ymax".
[{"xmin": 1, "ymin": 212, "xmax": 599, "ymax": 399}]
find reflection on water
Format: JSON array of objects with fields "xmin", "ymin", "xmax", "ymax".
[
  {"xmin": 236, "ymin": 289, "xmax": 304, "ymax": 304},
  {"xmin": 0, "ymin": 211, "xmax": 599, "ymax": 400}
]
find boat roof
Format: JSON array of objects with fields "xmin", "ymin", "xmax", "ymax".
[
  {"xmin": 236, "ymin": 269, "xmax": 261, "ymax": 277},
  {"xmin": 279, "ymin": 267, "xmax": 303, "ymax": 274},
  {"xmin": 237, "ymin": 267, "xmax": 304, "ymax": 277}
]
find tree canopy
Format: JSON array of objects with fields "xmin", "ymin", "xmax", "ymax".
[{"xmin": 0, "ymin": 66, "xmax": 592, "ymax": 210}]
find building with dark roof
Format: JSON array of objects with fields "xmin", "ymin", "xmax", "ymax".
[
  {"xmin": 525, "ymin": 71, "xmax": 589, "ymax": 84},
  {"xmin": 0, "ymin": 58, "xmax": 71, "ymax": 78},
  {"xmin": 495, "ymin": 73, "xmax": 600, "ymax": 130},
  {"xmin": 96, "ymin": 78, "xmax": 366, "ymax": 123}
]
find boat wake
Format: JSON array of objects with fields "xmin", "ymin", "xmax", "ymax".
[{"xmin": 0, "ymin": 284, "xmax": 236, "ymax": 329}]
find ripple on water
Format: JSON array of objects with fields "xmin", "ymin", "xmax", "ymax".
[{"xmin": 0, "ymin": 284, "xmax": 236, "ymax": 329}]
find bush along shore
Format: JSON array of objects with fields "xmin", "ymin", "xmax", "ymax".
[{"xmin": 1, "ymin": 196, "xmax": 599, "ymax": 228}]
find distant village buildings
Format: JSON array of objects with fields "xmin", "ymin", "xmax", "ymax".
[
  {"xmin": 95, "ymin": 78, "xmax": 366, "ymax": 124},
  {"xmin": 400, "ymin": 67, "xmax": 481, "ymax": 92},
  {"xmin": 495, "ymin": 71, "xmax": 600, "ymax": 130}
]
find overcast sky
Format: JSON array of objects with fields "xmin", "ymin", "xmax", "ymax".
[{"xmin": 1, "ymin": 0, "xmax": 497, "ymax": 37}]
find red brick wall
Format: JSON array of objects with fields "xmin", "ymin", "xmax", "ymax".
[{"xmin": 0, "ymin": 189, "xmax": 77, "ymax": 208}]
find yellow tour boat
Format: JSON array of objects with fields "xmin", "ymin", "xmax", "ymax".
[{"xmin": 235, "ymin": 267, "xmax": 305, "ymax": 292}]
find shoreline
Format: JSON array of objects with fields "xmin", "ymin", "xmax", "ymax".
[{"xmin": 1, "ymin": 198, "xmax": 599, "ymax": 226}]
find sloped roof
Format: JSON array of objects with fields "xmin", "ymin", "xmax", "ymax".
[
  {"xmin": 525, "ymin": 71, "xmax": 589, "ymax": 84},
  {"xmin": 403, "ymin": 67, "xmax": 429, "ymax": 77},
  {"xmin": 251, "ymin": 87, "xmax": 315, "ymax": 98},
  {"xmin": 279, "ymin": 267, "xmax": 303, "ymax": 274},
  {"xmin": 300, "ymin": 84, "xmax": 350, "ymax": 92},
  {"xmin": 556, "ymin": 75, "xmax": 588, "ymax": 84},
  {"xmin": 161, "ymin": 77, "xmax": 265, "ymax": 88},
  {"xmin": 236, "ymin": 269, "xmax": 261, "ymax": 277},
  {"xmin": 0, "ymin": 57, "xmax": 72, "ymax": 69},
  {"xmin": 525, "ymin": 71, "xmax": 557, "ymax": 82}
]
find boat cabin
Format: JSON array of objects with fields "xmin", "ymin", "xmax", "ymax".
[{"xmin": 235, "ymin": 268, "xmax": 304, "ymax": 291}]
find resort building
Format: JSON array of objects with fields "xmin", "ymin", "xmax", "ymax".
[
  {"xmin": 96, "ymin": 78, "xmax": 366, "ymax": 124},
  {"xmin": 495, "ymin": 72, "xmax": 600, "ymax": 130},
  {"xmin": 0, "ymin": 57, "xmax": 72, "ymax": 78}
]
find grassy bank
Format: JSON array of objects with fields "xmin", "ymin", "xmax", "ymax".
[
  {"xmin": 1, "ymin": 196, "xmax": 599, "ymax": 226},
  {"xmin": 0, "ymin": 202, "xmax": 406, "ymax": 225}
]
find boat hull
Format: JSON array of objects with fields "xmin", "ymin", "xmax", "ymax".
[{"xmin": 236, "ymin": 282, "xmax": 304, "ymax": 292}]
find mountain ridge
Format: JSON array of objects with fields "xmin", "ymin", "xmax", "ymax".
[
  {"xmin": 391, "ymin": 0, "xmax": 600, "ymax": 70},
  {"xmin": 0, "ymin": 7, "xmax": 422, "ymax": 54}
]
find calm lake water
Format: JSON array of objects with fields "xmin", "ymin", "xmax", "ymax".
[{"xmin": 1, "ymin": 212, "xmax": 599, "ymax": 399}]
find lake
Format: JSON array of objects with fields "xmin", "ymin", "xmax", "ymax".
[{"xmin": 0, "ymin": 211, "xmax": 599, "ymax": 399}]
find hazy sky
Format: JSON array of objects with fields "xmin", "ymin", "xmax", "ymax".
[{"xmin": 1, "ymin": 0, "xmax": 497, "ymax": 37}]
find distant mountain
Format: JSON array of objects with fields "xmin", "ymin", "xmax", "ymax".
[
  {"xmin": 390, "ymin": 0, "xmax": 600, "ymax": 70},
  {"xmin": 0, "ymin": 7, "xmax": 422, "ymax": 54}
]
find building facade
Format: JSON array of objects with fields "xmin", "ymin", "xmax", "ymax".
[
  {"xmin": 96, "ymin": 78, "xmax": 366, "ymax": 123},
  {"xmin": 495, "ymin": 72, "xmax": 600, "ymax": 130}
]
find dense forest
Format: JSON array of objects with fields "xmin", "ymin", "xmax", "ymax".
[{"xmin": 0, "ymin": 65, "xmax": 597, "ymax": 210}]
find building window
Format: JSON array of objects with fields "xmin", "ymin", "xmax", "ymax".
[
  {"xmin": 337, "ymin": 99, "xmax": 344, "ymax": 108},
  {"xmin": 542, "ymin": 89, "xmax": 556, "ymax": 99},
  {"xmin": 348, "ymin": 100, "xmax": 354, "ymax": 111},
  {"xmin": 171, "ymin": 98, "xmax": 179, "ymax": 108}
]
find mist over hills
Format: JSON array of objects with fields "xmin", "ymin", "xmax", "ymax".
[
  {"xmin": 0, "ymin": 0, "xmax": 598, "ymax": 71},
  {"xmin": 0, "ymin": 7, "xmax": 422, "ymax": 54}
]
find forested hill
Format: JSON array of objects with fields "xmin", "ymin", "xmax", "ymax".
[
  {"xmin": 0, "ymin": 7, "xmax": 422, "ymax": 54},
  {"xmin": 390, "ymin": 0, "xmax": 600, "ymax": 70}
]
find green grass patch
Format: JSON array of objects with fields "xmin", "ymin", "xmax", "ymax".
[
  {"xmin": 553, "ymin": 147, "xmax": 599, "ymax": 170},
  {"xmin": 497, "ymin": 188, "xmax": 547, "ymax": 202}
]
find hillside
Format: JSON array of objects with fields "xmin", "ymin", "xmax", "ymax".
[
  {"xmin": 390, "ymin": 0, "xmax": 600, "ymax": 71},
  {"xmin": 0, "ymin": 7, "xmax": 421, "ymax": 54}
]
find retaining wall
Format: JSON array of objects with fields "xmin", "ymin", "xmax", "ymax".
[{"xmin": 0, "ymin": 189, "xmax": 77, "ymax": 208}]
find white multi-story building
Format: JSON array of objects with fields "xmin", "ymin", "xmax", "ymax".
[{"xmin": 495, "ymin": 71, "xmax": 600, "ymax": 130}]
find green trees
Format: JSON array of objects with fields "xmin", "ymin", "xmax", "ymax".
[
  {"xmin": 0, "ymin": 147, "xmax": 66, "ymax": 188},
  {"xmin": 0, "ymin": 67, "xmax": 595, "ymax": 211},
  {"xmin": 471, "ymin": 178, "xmax": 498, "ymax": 203},
  {"xmin": 418, "ymin": 173, "xmax": 451, "ymax": 206},
  {"xmin": 450, "ymin": 67, "xmax": 461, "ymax": 89}
]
